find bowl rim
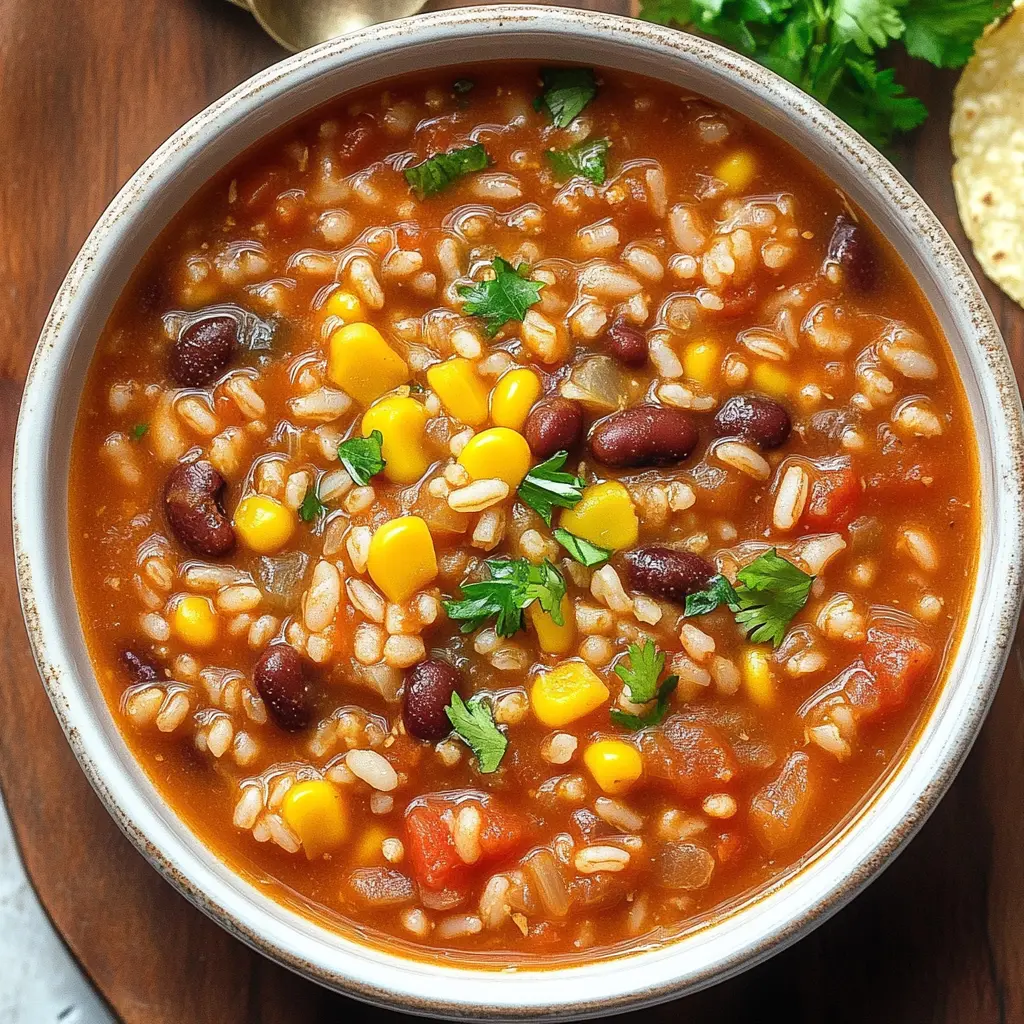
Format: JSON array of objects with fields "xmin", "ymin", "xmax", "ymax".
[{"xmin": 12, "ymin": 4, "xmax": 1024, "ymax": 1019}]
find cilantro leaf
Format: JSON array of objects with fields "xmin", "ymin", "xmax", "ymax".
[
  {"xmin": 902, "ymin": 0, "xmax": 1009, "ymax": 68},
  {"xmin": 131, "ymin": 423, "xmax": 149, "ymax": 440},
  {"xmin": 337, "ymin": 430, "xmax": 386, "ymax": 486},
  {"xmin": 610, "ymin": 639, "xmax": 678, "ymax": 731},
  {"xmin": 536, "ymin": 67, "xmax": 598, "ymax": 128},
  {"xmin": 445, "ymin": 692, "xmax": 508, "ymax": 773},
  {"xmin": 610, "ymin": 676, "xmax": 678, "ymax": 731},
  {"xmin": 403, "ymin": 143, "xmax": 490, "ymax": 199},
  {"xmin": 517, "ymin": 451, "xmax": 584, "ymax": 526},
  {"xmin": 298, "ymin": 488, "xmax": 326, "ymax": 523},
  {"xmin": 553, "ymin": 528, "xmax": 611, "ymax": 567},
  {"xmin": 546, "ymin": 138, "xmax": 610, "ymax": 185},
  {"xmin": 443, "ymin": 558, "xmax": 566, "ymax": 637},
  {"xmin": 684, "ymin": 574, "xmax": 740, "ymax": 617},
  {"xmin": 458, "ymin": 257, "xmax": 544, "ymax": 336},
  {"xmin": 832, "ymin": 0, "xmax": 904, "ymax": 53}
]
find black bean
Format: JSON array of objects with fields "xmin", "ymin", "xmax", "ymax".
[
  {"xmin": 624, "ymin": 547, "xmax": 716, "ymax": 603},
  {"xmin": 169, "ymin": 314, "xmax": 237, "ymax": 387},
  {"xmin": 603, "ymin": 318, "xmax": 648, "ymax": 368},
  {"xmin": 120, "ymin": 648, "xmax": 161, "ymax": 685},
  {"xmin": 523, "ymin": 397, "xmax": 584, "ymax": 460},
  {"xmin": 402, "ymin": 658, "xmax": 461, "ymax": 741},
  {"xmin": 253, "ymin": 644, "xmax": 314, "ymax": 731},
  {"xmin": 164, "ymin": 460, "xmax": 236, "ymax": 558},
  {"xmin": 826, "ymin": 215, "xmax": 878, "ymax": 292},
  {"xmin": 713, "ymin": 394, "xmax": 791, "ymax": 450},
  {"xmin": 589, "ymin": 405, "xmax": 699, "ymax": 468}
]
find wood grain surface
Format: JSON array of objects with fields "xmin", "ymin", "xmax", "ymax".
[{"xmin": 2, "ymin": 1, "xmax": 1023, "ymax": 1021}]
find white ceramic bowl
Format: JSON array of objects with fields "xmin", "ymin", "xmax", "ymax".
[{"xmin": 13, "ymin": 6, "xmax": 1024, "ymax": 1018}]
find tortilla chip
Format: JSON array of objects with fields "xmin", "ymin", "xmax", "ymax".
[{"xmin": 951, "ymin": 2, "xmax": 1024, "ymax": 305}]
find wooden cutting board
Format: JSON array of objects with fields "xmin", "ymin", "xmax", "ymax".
[{"xmin": 2, "ymin": 1, "xmax": 1023, "ymax": 1020}]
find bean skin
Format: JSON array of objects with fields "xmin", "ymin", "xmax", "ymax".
[
  {"xmin": 523, "ymin": 397, "xmax": 584, "ymax": 460},
  {"xmin": 403, "ymin": 658, "xmax": 461, "ymax": 741},
  {"xmin": 713, "ymin": 394, "xmax": 791, "ymax": 450},
  {"xmin": 589, "ymin": 405, "xmax": 699, "ymax": 468},
  {"xmin": 169, "ymin": 314, "xmax": 237, "ymax": 387},
  {"xmin": 120, "ymin": 648, "xmax": 161, "ymax": 685},
  {"xmin": 253, "ymin": 644, "xmax": 314, "ymax": 731},
  {"xmin": 164, "ymin": 460, "xmax": 236, "ymax": 557},
  {"xmin": 624, "ymin": 547, "xmax": 717, "ymax": 603},
  {"xmin": 827, "ymin": 215, "xmax": 877, "ymax": 292},
  {"xmin": 603, "ymin": 318, "xmax": 648, "ymax": 368}
]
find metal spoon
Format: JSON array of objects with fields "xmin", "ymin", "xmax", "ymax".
[{"xmin": 227, "ymin": 0, "xmax": 427, "ymax": 51}]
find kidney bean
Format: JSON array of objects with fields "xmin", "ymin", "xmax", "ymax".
[
  {"xmin": 169, "ymin": 314, "xmax": 237, "ymax": 387},
  {"xmin": 523, "ymin": 397, "xmax": 584, "ymax": 460},
  {"xmin": 589, "ymin": 405, "xmax": 698, "ymax": 468},
  {"xmin": 403, "ymin": 658, "xmax": 461, "ymax": 742},
  {"xmin": 120, "ymin": 648, "xmax": 161, "ymax": 685},
  {"xmin": 164, "ymin": 460, "xmax": 236, "ymax": 557},
  {"xmin": 603, "ymin": 318, "xmax": 648, "ymax": 368},
  {"xmin": 253, "ymin": 644, "xmax": 314, "ymax": 731},
  {"xmin": 827, "ymin": 215, "xmax": 877, "ymax": 292},
  {"xmin": 713, "ymin": 394, "xmax": 791, "ymax": 450},
  {"xmin": 624, "ymin": 547, "xmax": 716, "ymax": 603}
]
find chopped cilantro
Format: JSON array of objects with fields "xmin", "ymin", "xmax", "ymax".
[
  {"xmin": 535, "ymin": 67, "xmax": 598, "ymax": 128},
  {"xmin": 610, "ymin": 639, "xmax": 678, "ymax": 731},
  {"xmin": 457, "ymin": 257, "xmax": 544, "ymax": 336},
  {"xmin": 546, "ymin": 137, "xmax": 610, "ymax": 185},
  {"xmin": 516, "ymin": 451, "xmax": 584, "ymax": 526},
  {"xmin": 298, "ymin": 487, "xmax": 325, "ymax": 523},
  {"xmin": 403, "ymin": 142, "xmax": 490, "ymax": 199},
  {"xmin": 131, "ymin": 423, "xmax": 149, "ymax": 440},
  {"xmin": 553, "ymin": 528, "xmax": 610, "ymax": 567},
  {"xmin": 445, "ymin": 692, "xmax": 508, "ymax": 773},
  {"xmin": 684, "ymin": 574, "xmax": 740, "ymax": 617},
  {"xmin": 337, "ymin": 430, "xmax": 386, "ymax": 487}
]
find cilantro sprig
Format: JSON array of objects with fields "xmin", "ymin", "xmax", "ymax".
[
  {"xmin": 443, "ymin": 557, "xmax": 566, "ymax": 637},
  {"xmin": 639, "ymin": 0, "xmax": 1010, "ymax": 148},
  {"xmin": 610, "ymin": 640, "xmax": 679, "ymax": 731},
  {"xmin": 535, "ymin": 67, "xmax": 598, "ymax": 128},
  {"xmin": 553, "ymin": 528, "xmax": 611, "ymax": 568},
  {"xmin": 337, "ymin": 430, "xmax": 386, "ymax": 487},
  {"xmin": 546, "ymin": 137, "xmax": 610, "ymax": 185},
  {"xmin": 131, "ymin": 423, "xmax": 149, "ymax": 441},
  {"xmin": 403, "ymin": 143, "xmax": 490, "ymax": 199},
  {"xmin": 298, "ymin": 487, "xmax": 326, "ymax": 523},
  {"xmin": 458, "ymin": 257, "xmax": 544, "ymax": 336},
  {"xmin": 685, "ymin": 549, "xmax": 814, "ymax": 647},
  {"xmin": 445, "ymin": 692, "xmax": 508, "ymax": 773},
  {"xmin": 517, "ymin": 451, "xmax": 584, "ymax": 526}
]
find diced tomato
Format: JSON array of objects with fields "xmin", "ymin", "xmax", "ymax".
[
  {"xmin": 640, "ymin": 717, "xmax": 739, "ymax": 799},
  {"xmin": 861, "ymin": 622, "xmax": 933, "ymax": 714},
  {"xmin": 715, "ymin": 831, "xmax": 746, "ymax": 866},
  {"xmin": 863, "ymin": 460, "xmax": 939, "ymax": 501},
  {"xmin": 405, "ymin": 804, "xmax": 464, "ymax": 891},
  {"xmin": 748, "ymin": 751, "xmax": 814, "ymax": 855},
  {"xmin": 478, "ymin": 804, "xmax": 526, "ymax": 860},
  {"xmin": 801, "ymin": 466, "xmax": 859, "ymax": 530}
]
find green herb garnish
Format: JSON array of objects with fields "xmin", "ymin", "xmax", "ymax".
[
  {"xmin": 546, "ymin": 137, "xmax": 610, "ymax": 185},
  {"xmin": 131, "ymin": 423, "xmax": 149, "ymax": 440},
  {"xmin": 298, "ymin": 488, "xmax": 326, "ymax": 523},
  {"xmin": 516, "ymin": 451, "xmax": 585, "ymax": 526},
  {"xmin": 337, "ymin": 430, "xmax": 386, "ymax": 486},
  {"xmin": 535, "ymin": 67, "xmax": 598, "ymax": 128},
  {"xmin": 639, "ymin": 0, "xmax": 1010, "ymax": 148},
  {"xmin": 452, "ymin": 78, "xmax": 475, "ymax": 94},
  {"xmin": 685, "ymin": 549, "xmax": 815, "ymax": 647},
  {"xmin": 553, "ymin": 528, "xmax": 611, "ymax": 567},
  {"xmin": 610, "ymin": 639, "xmax": 679, "ymax": 731},
  {"xmin": 443, "ymin": 558, "xmax": 566, "ymax": 637},
  {"xmin": 403, "ymin": 142, "xmax": 490, "ymax": 199},
  {"xmin": 445, "ymin": 692, "xmax": 508, "ymax": 773},
  {"xmin": 457, "ymin": 257, "xmax": 544, "ymax": 336}
]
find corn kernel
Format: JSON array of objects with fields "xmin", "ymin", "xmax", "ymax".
[
  {"xmin": 558, "ymin": 481, "xmax": 638, "ymax": 551},
  {"xmin": 715, "ymin": 150, "xmax": 757, "ymax": 192},
  {"xmin": 458, "ymin": 427, "xmax": 532, "ymax": 488},
  {"xmin": 742, "ymin": 648, "xmax": 774, "ymax": 707},
  {"xmin": 234, "ymin": 494, "xmax": 296, "ymax": 554},
  {"xmin": 281, "ymin": 780, "xmax": 348, "ymax": 859},
  {"xmin": 321, "ymin": 288, "xmax": 366, "ymax": 327},
  {"xmin": 361, "ymin": 396, "xmax": 430, "ymax": 484},
  {"xmin": 528, "ymin": 595, "xmax": 575, "ymax": 655},
  {"xmin": 367, "ymin": 516, "xmax": 438, "ymax": 602},
  {"xmin": 427, "ymin": 357, "xmax": 490, "ymax": 427},
  {"xmin": 531, "ymin": 661, "xmax": 610, "ymax": 728},
  {"xmin": 354, "ymin": 824, "xmax": 389, "ymax": 865},
  {"xmin": 583, "ymin": 739, "xmax": 643, "ymax": 795},
  {"xmin": 751, "ymin": 363, "xmax": 793, "ymax": 398},
  {"xmin": 171, "ymin": 595, "xmax": 218, "ymax": 648},
  {"xmin": 683, "ymin": 340, "xmax": 722, "ymax": 388},
  {"xmin": 328, "ymin": 322, "xmax": 409, "ymax": 405},
  {"xmin": 490, "ymin": 367, "xmax": 542, "ymax": 430}
]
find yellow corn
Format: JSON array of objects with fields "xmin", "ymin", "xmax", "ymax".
[
  {"xmin": 715, "ymin": 150, "xmax": 757, "ymax": 192},
  {"xmin": 751, "ymin": 362, "xmax": 793, "ymax": 398},
  {"xmin": 531, "ymin": 661, "xmax": 610, "ymax": 728},
  {"xmin": 367, "ymin": 515, "xmax": 438, "ymax": 602},
  {"xmin": 281, "ymin": 780, "xmax": 348, "ymax": 859},
  {"xmin": 742, "ymin": 648, "xmax": 775, "ymax": 707},
  {"xmin": 683, "ymin": 340, "xmax": 722, "ymax": 388},
  {"xmin": 528, "ymin": 595, "xmax": 575, "ymax": 656},
  {"xmin": 361, "ymin": 396, "xmax": 430, "ymax": 485},
  {"xmin": 457, "ymin": 427, "xmax": 532, "ymax": 488},
  {"xmin": 171, "ymin": 595, "xmax": 218, "ymax": 648},
  {"xmin": 321, "ymin": 288, "xmax": 366, "ymax": 328},
  {"xmin": 354, "ymin": 824, "xmax": 389, "ymax": 866},
  {"xmin": 490, "ymin": 367, "xmax": 542, "ymax": 430},
  {"xmin": 583, "ymin": 740, "xmax": 643, "ymax": 795},
  {"xmin": 233, "ymin": 494, "xmax": 296, "ymax": 554},
  {"xmin": 427, "ymin": 357, "xmax": 490, "ymax": 428},
  {"xmin": 327, "ymin": 322, "xmax": 409, "ymax": 405},
  {"xmin": 558, "ymin": 481, "xmax": 638, "ymax": 551}
]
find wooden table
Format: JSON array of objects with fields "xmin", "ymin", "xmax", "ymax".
[{"xmin": 2, "ymin": 1, "xmax": 1023, "ymax": 1020}]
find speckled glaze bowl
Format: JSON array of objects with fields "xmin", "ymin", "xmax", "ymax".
[{"xmin": 13, "ymin": 6, "xmax": 1024, "ymax": 1018}]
